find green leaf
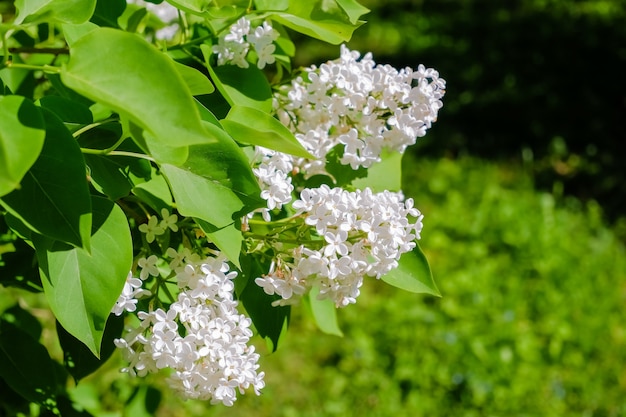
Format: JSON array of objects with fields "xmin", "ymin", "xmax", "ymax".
[
  {"xmin": 165, "ymin": 0, "xmax": 211, "ymax": 15},
  {"xmin": 131, "ymin": 168, "xmax": 173, "ymax": 213},
  {"xmin": 125, "ymin": 385, "xmax": 162, "ymax": 417},
  {"xmin": 202, "ymin": 45, "xmax": 273, "ymax": 113},
  {"xmin": 351, "ymin": 149, "xmax": 402, "ymax": 192},
  {"xmin": 80, "ymin": 129, "xmax": 150, "ymax": 201},
  {"xmin": 0, "ymin": 96, "xmax": 46, "ymax": 197},
  {"xmin": 47, "ymin": 73, "xmax": 94, "ymax": 108},
  {"xmin": 0, "ymin": 109, "xmax": 92, "ymax": 250},
  {"xmin": 0, "ymin": 237, "xmax": 42, "ymax": 292},
  {"xmin": 335, "ymin": 0, "xmax": 370, "ymax": 24},
  {"xmin": 119, "ymin": 6, "xmax": 147, "ymax": 34},
  {"xmin": 268, "ymin": 0, "xmax": 368, "ymax": 45},
  {"xmin": 195, "ymin": 218, "xmax": 243, "ymax": 270},
  {"xmin": 127, "ymin": 119, "xmax": 189, "ymax": 166},
  {"xmin": 61, "ymin": 28, "xmax": 215, "ymax": 165},
  {"xmin": 0, "ymin": 320, "xmax": 59, "ymax": 405},
  {"xmin": 162, "ymin": 122, "xmax": 264, "ymax": 227},
  {"xmin": 173, "ymin": 62, "xmax": 215, "ymax": 96},
  {"xmin": 38, "ymin": 95, "xmax": 93, "ymax": 125},
  {"xmin": 381, "ymin": 243, "xmax": 440, "ymax": 296},
  {"xmin": 62, "ymin": 22, "xmax": 99, "ymax": 46},
  {"xmin": 34, "ymin": 196, "xmax": 132, "ymax": 357},
  {"xmin": 195, "ymin": 98, "xmax": 221, "ymax": 127},
  {"xmin": 0, "ymin": 304, "xmax": 42, "ymax": 342},
  {"xmin": 308, "ymin": 287, "xmax": 343, "ymax": 336},
  {"xmin": 14, "ymin": 0, "xmax": 97, "ymax": 25},
  {"xmin": 85, "ymin": 154, "xmax": 134, "ymax": 200},
  {"xmin": 57, "ymin": 314, "xmax": 124, "ymax": 382},
  {"xmin": 222, "ymin": 105, "xmax": 314, "ymax": 158},
  {"xmin": 254, "ymin": 0, "xmax": 289, "ymax": 11},
  {"xmin": 0, "ymin": 379, "xmax": 30, "ymax": 417},
  {"xmin": 0, "ymin": 56, "xmax": 31, "ymax": 95},
  {"xmin": 90, "ymin": 0, "xmax": 126, "ymax": 27}
]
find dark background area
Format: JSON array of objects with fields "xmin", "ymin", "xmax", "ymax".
[{"xmin": 295, "ymin": 0, "xmax": 626, "ymax": 233}]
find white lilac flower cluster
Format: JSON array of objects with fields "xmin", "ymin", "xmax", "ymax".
[
  {"xmin": 126, "ymin": 0, "xmax": 180, "ymax": 41},
  {"xmin": 251, "ymin": 45, "xmax": 445, "ymax": 214},
  {"xmin": 272, "ymin": 45, "xmax": 446, "ymax": 175},
  {"xmin": 251, "ymin": 147, "xmax": 295, "ymax": 220},
  {"xmin": 112, "ymin": 215, "xmax": 264, "ymax": 405},
  {"xmin": 212, "ymin": 17, "xmax": 280, "ymax": 69},
  {"xmin": 255, "ymin": 185, "xmax": 423, "ymax": 307},
  {"xmin": 114, "ymin": 252, "xmax": 264, "ymax": 405}
]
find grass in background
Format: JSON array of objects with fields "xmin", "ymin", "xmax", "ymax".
[{"xmin": 63, "ymin": 156, "xmax": 626, "ymax": 416}]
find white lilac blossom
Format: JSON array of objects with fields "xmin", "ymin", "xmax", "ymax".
[
  {"xmin": 159, "ymin": 208, "xmax": 179, "ymax": 232},
  {"xmin": 126, "ymin": 0, "xmax": 180, "ymax": 40},
  {"xmin": 272, "ymin": 45, "xmax": 446, "ymax": 176},
  {"xmin": 112, "ymin": 272, "xmax": 152, "ymax": 316},
  {"xmin": 251, "ymin": 147, "xmax": 295, "ymax": 218},
  {"xmin": 138, "ymin": 216, "xmax": 165, "ymax": 243},
  {"xmin": 114, "ymin": 253, "xmax": 264, "ymax": 406},
  {"xmin": 212, "ymin": 17, "xmax": 279, "ymax": 69},
  {"xmin": 255, "ymin": 185, "xmax": 423, "ymax": 307},
  {"xmin": 137, "ymin": 254, "xmax": 160, "ymax": 280}
]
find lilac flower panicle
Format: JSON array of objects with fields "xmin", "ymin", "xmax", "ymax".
[
  {"xmin": 256, "ymin": 186, "xmax": 423, "ymax": 308},
  {"xmin": 273, "ymin": 45, "xmax": 446, "ymax": 176},
  {"xmin": 114, "ymin": 253, "xmax": 264, "ymax": 406}
]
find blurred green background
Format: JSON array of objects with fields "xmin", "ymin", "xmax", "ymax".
[
  {"xmin": 297, "ymin": 0, "xmax": 626, "ymax": 234},
  {"xmin": 4, "ymin": 0, "xmax": 626, "ymax": 415}
]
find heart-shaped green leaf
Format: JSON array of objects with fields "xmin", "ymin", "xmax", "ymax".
[
  {"xmin": 0, "ymin": 109, "xmax": 92, "ymax": 250},
  {"xmin": 268, "ymin": 0, "xmax": 368, "ymax": 44},
  {"xmin": 162, "ymin": 122, "xmax": 263, "ymax": 264},
  {"xmin": 381, "ymin": 243, "xmax": 440, "ymax": 296},
  {"xmin": 35, "ymin": 196, "xmax": 132, "ymax": 357},
  {"xmin": 308, "ymin": 287, "xmax": 343, "ymax": 336},
  {"xmin": 61, "ymin": 28, "xmax": 215, "ymax": 164},
  {"xmin": 0, "ymin": 320, "xmax": 59, "ymax": 404}
]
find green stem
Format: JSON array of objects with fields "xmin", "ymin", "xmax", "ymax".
[
  {"xmin": 109, "ymin": 151, "xmax": 156, "ymax": 162},
  {"xmin": 168, "ymin": 34, "xmax": 214, "ymax": 51},
  {"xmin": 4, "ymin": 62, "xmax": 61, "ymax": 73},
  {"xmin": 248, "ymin": 214, "xmax": 304, "ymax": 226},
  {"xmin": 244, "ymin": 233, "xmax": 323, "ymax": 246},
  {"xmin": 80, "ymin": 147, "xmax": 156, "ymax": 162},
  {"xmin": 158, "ymin": 277, "xmax": 176, "ymax": 303},
  {"xmin": 8, "ymin": 47, "xmax": 70, "ymax": 55},
  {"xmin": 72, "ymin": 119, "xmax": 119, "ymax": 138}
]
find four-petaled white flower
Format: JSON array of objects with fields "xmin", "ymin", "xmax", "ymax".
[
  {"xmin": 138, "ymin": 216, "xmax": 165, "ymax": 243},
  {"xmin": 160, "ymin": 208, "xmax": 179, "ymax": 232},
  {"xmin": 138, "ymin": 254, "xmax": 160, "ymax": 280}
]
